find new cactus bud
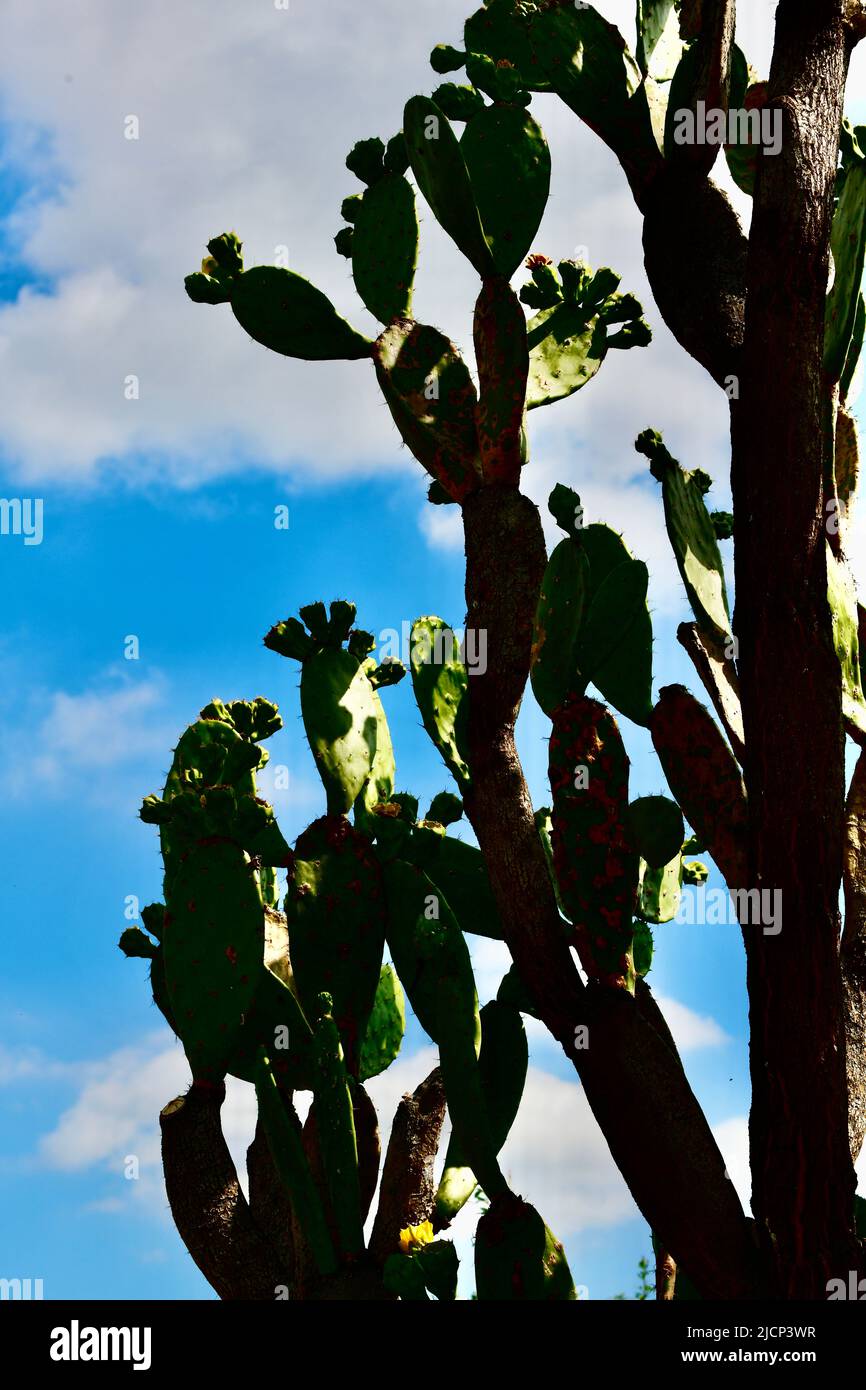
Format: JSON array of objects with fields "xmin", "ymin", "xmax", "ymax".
[
  {"xmin": 118, "ymin": 926, "xmax": 156, "ymax": 959},
  {"xmin": 409, "ymin": 616, "xmax": 471, "ymax": 790},
  {"xmin": 638, "ymin": 428, "xmax": 732, "ymax": 642},
  {"xmin": 334, "ymin": 227, "xmax": 353, "ymax": 259},
  {"xmin": 426, "ymin": 791, "xmax": 463, "ymax": 826},
  {"xmin": 431, "ymin": 83, "xmax": 486, "ymax": 123},
  {"xmin": 383, "ymin": 133, "xmax": 410, "ymax": 177},
  {"xmin": 345, "ymin": 136, "xmax": 386, "ymax": 186},
  {"xmin": 431, "ymin": 43, "xmax": 467, "ymax": 74}
]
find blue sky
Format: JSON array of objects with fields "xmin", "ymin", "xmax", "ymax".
[{"xmin": 0, "ymin": 0, "xmax": 864, "ymax": 1301}]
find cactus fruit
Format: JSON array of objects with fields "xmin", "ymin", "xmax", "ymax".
[
  {"xmin": 474, "ymin": 1193, "xmax": 577, "ymax": 1301},
  {"xmin": 351, "ymin": 173, "xmax": 419, "ymax": 324},
  {"xmin": 459, "ymin": 105, "xmax": 550, "ymax": 279},
  {"xmin": 286, "ymin": 815, "xmax": 386, "ymax": 1077},
  {"xmin": 374, "ymin": 319, "xmax": 482, "ymax": 502},
  {"xmin": 359, "ymin": 964, "xmax": 406, "ymax": 1081},
  {"xmin": 638, "ymin": 428, "xmax": 732, "ymax": 642},
  {"xmin": 650, "ymin": 685, "xmax": 748, "ymax": 888},
  {"xmin": 225, "ymin": 262, "xmax": 371, "ymax": 361},
  {"xmin": 403, "ymin": 95, "xmax": 495, "ymax": 278},
  {"xmin": 549, "ymin": 696, "xmax": 640, "ymax": 990},
  {"xmin": 434, "ymin": 1000, "xmax": 528, "ymax": 1225},
  {"xmin": 826, "ymin": 157, "xmax": 866, "ymax": 385},
  {"xmin": 474, "ymin": 277, "xmax": 529, "ymax": 482}
]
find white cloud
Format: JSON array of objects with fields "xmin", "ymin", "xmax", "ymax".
[
  {"xmin": 0, "ymin": 671, "xmax": 174, "ymax": 806},
  {"xmin": 654, "ymin": 994, "xmax": 731, "ymax": 1051},
  {"xmin": 712, "ymin": 1114, "xmax": 751, "ymax": 1214}
]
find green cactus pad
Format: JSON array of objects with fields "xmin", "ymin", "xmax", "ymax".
[
  {"xmin": 638, "ymin": 429, "xmax": 731, "ymax": 642},
  {"xmin": 636, "ymin": 0, "xmax": 682, "ymax": 80},
  {"xmin": 531, "ymin": 538, "xmax": 589, "ymax": 717},
  {"xmin": 374, "ymin": 319, "xmax": 482, "ymax": 501},
  {"xmin": 826, "ymin": 160, "xmax": 866, "ymax": 384},
  {"xmin": 525, "ymin": 302, "xmax": 607, "ymax": 409},
  {"xmin": 474, "ymin": 276, "xmax": 529, "ymax": 483},
  {"xmin": 841, "ymin": 292, "xmax": 865, "ymax": 406},
  {"xmin": 638, "ymin": 854, "xmax": 683, "ymax": 924},
  {"xmin": 650, "ymin": 685, "xmax": 748, "ymax": 888},
  {"xmin": 459, "ymin": 105, "xmax": 550, "ymax": 279},
  {"xmin": 163, "ymin": 840, "xmax": 266, "ymax": 1084},
  {"xmin": 827, "ymin": 544, "xmax": 866, "ymax": 740},
  {"xmin": 227, "ymin": 908, "xmax": 314, "ymax": 1090},
  {"xmin": 426, "ymin": 791, "xmax": 463, "ymax": 826},
  {"xmin": 403, "ymin": 94, "xmax": 495, "ymax": 278},
  {"xmin": 576, "ymin": 557, "xmax": 654, "ymax": 726},
  {"xmin": 359, "ymin": 963, "xmax": 406, "ymax": 1080},
  {"xmin": 626, "ymin": 796, "xmax": 685, "ymax": 869},
  {"xmin": 230, "ymin": 265, "xmax": 371, "ymax": 361},
  {"xmin": 723, "ymin": 80, "xmax": 769, "ymax": 196},
  {"xmin": 633, "ymin": 920, "xmax": 654, "ymax": 977},
  {"xmin": 383, "ymin": 858, "xmax": 506, "ymax": 1198},
  {"xmin": 527, "ymin": 3, "xmax": 647, "ymax": 159},
  {"xmin": 300, "ymin": 646, "xmax": 378, "ymax": 814},
  {"xmin": 434, "ymin": 1000, "xmax": 528, "ymax": 1225},
  {"xmin": 255, "ymin": 1050, "xmax": 338, "ymax": 1276},
  {"xmin": 406, "ymin": 825, "xmax": 504, "ymax": 939},
  {"xmin": 464, "ymin": 2, "xmax": 553, "ymax": 93},
  {"xmin": 351, "ymin": 174, "xmax": 419, "ymax": 324},
  {"xmin": 549, "ymin": 696, "xmax": 640, "ymax": 990},
  {"xmin": 409, "ymin": 616, "xmax": 471, "ymax": 790},
  {"xmin": 119, "ymin": 926, "xmax": 156, "ymax": 959},
  {"xmin": 286, "ymin": 815, "xmax": 386, "ymax": 1077},
  {"xmin": 310, "ymin": 997, "xmax": 364, "ymax": 1258},
  {"xmin": 475, "ymin": 1193, "xmax": 577, "ymax": 1301},
  {"xmin": 353, "ymin": 664, "xmax": 399, "ymax": 832}
]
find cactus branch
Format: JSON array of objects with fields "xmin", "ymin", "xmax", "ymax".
[
  {"xmin": 843, "ymin": 749, "xmax": 866, "ymax": 1161},
  {"xmin": 369, "ymin": 1068, "xmax": 446, "ymax": 1266},
  {"xmin": 160, "ymin": 1083, "xmax": 285, "ymax": 1300},
  {"xmin": 731, "ymin": 0, "xmax": 859, "ymax": 1292},
  {"xmin": 676, "ymin": 621, "xmax": 746, "ymax": 765},
  {"xmin": 460, "ymin": 484, "xmax": 761, "ymax": 1298}
]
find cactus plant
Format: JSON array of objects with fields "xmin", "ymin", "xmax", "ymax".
[{"xmin": 117, "ymin": 0, "xmax": 866, "ymax": 1307}]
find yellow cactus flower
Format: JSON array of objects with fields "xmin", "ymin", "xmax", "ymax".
[{"xmin": 398, "ymin": 1220, "xmax": 434, "ymax": 1253}]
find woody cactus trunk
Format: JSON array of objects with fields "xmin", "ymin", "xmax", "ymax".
[{"xmin": 122, "ymin": 0, "xmax": 866, "ymax": 1299}]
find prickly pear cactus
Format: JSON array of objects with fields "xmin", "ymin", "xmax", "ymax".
[{"xmin": 548, "ymin": 696, "xmax": 640, "ymax": 991}]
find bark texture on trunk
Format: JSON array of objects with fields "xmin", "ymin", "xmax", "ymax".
[
  {"xmin": 460, "ymin": 485, "xmax": 761, "ymax": 1299},
  {"xmin": 731, "ymin": 0, "xmax": 856, "ymax": 1295},
  {"xmin": 160, "ymin": 1083, "xmax": 284, "ymax": 1300}
]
